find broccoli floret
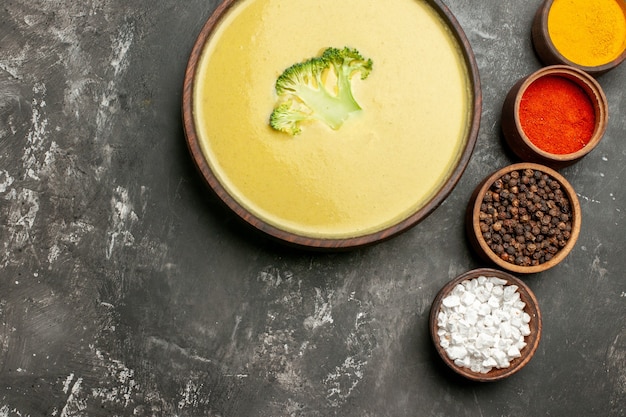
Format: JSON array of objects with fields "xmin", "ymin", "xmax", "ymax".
[
  {"xmin": 269, "ymin": 101, "xmax": 310, "ymax": 136},
  {"xmin": 269, "ymin": 47, "xmax": 373, "ymax": 135}
]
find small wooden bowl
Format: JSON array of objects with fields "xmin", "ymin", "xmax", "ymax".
[
  {"xmin": 429, "ymin": 268, "xmax": 542, "ymax": 382},
  {"xmin": 501, "ymin": 65, "xmax": 608, "ymax": 170},
  {"xmin": 466, "ymin": 163, "xmax": 581, "ymax": 274},
  {"xmin": 531, "ymin": 0, "xmax": 626, "ymax": 76}
]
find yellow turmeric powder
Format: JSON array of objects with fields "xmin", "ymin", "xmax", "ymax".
[{"xmin": 548, "ymin": 0, "xmax": 626, "ymax": 67}]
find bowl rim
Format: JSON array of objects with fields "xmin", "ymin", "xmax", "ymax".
[
  {"xmin": 429, "ymin": 267, "xmax": 543, "ymax": 382},
  {"xmin": 181, "ymin": 0, "xmax": 482, "ymax": 250},
  {"xmin": 470, "ymin": 162, "xmax": 581, "ymax": 274},
  {"xmin": 532, "ymin": 0, "xmax": 626, "ymax": 75},
  {"xmin": 512, "ymin": 65, "xmax": 608, "ymax": 164}
]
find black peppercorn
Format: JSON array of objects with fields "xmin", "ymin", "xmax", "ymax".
[{"xmin": 478, "ymin": 168, "xmax": 573, "ymax": 267}]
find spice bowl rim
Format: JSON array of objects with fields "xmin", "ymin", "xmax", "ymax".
[
  {"xmin": 466, "ymin": 162, "xmax": 581, "ymax": 274},
  {"xmin": 429, "ymin": 267, "xmax": 542, "ymax": 382},
  {"xmin": 531, "ymin": 0, "xmax": 626, "ymax": 76},
  {"xmin": 502, "ymin": 65, "xmax": 608, "ymax": 169}
]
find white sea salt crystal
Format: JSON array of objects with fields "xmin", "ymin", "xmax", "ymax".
[
  {"xmin": 487, "ymin": 295, "xmax": 501, "ymax": 308},
  {"xmin": 493, "ymin": 349, "xmax": 508, "ymax": 364},
  {"xmin": 491, "ymin": 285, "xmax": 504, "ymax": 297},
  {"xmin": 442, "ymin": 294, "xmax": 460, "ymax": 308},
  {"xmin": 489, "ymin": 277, "xmax": 508, "ymax": 286},
  {"xmin": 475, "ymin": 287, "xmax": 490, "ymax": 303},
  {"xmin": 437, "ymin": 311, "xmax": 447, "ymax": 327},
  {"xmin": 500, "ymin": 323, "xmax": 512, "ymax": 339},
  {"xmin": 497, "ymin": 337, "xmax": 510, "ymax": 351},
  {"xmin": 507, "ymin": 345, "xmax": 521, "ymax": 358},
  {"xmin": 455, "ymin": 357, "xmax": 471, "ymax": 368},
  {"xmin": 503, "ymin": 285, "xmax": 518, "ymax": 299},
  {"xmin": 437, "ymin": 276, "xmax": 532, "ymax": 374},
  {"xmin": 482, "ymin": 357, "xmax": 498, "ymax": 368},
  {"xmin": 451, "ymin": 332, "xmax": 465, "ymax": 345},
  {"xmin": 461, "ymin": 291, "xmax": 476, "ymax": 306},
  {"xmin": 497, "ymin": 358, "xmax": 510, "ymax": 369},
  {"xmin": 476, "ymin": 332, "xmax": 494, "ymax": 349},
  {"xmin": 464, "ymin": 278, "xmax": 478, "ymax": 291},
  {"xmin": 508, "ymin": 292, "xmax": 521, "ymax": 304},
  {"xmin": 478, "ymin": 303, "xmax": 491, "ymax": 316},
  {"xmin": 493, "ymin": 308, "xmax": 510, "ymax": 322},
  {"xmin": 511, "ymin": 326, "xmax": 521, "ymax": 340},
  {"xmin": 465, "ymin": 308, "xmax": 478, "ymax": 325},
  {"xmin": 447, "ymin": 346, "xmax": 468, "ymax": 360}
]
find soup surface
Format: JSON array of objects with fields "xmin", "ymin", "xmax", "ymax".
[{"xmin": 194, "ymin": 0, "xmax": 473, "ymax": 239}]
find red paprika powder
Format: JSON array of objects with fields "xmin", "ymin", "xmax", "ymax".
[{"xmin": 518, "ymin": 75, "xmax": 595, "ymax": 155}]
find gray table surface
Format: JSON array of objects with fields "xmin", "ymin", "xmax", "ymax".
[{"xmin": 1, "ymin": 0, "xmax": 625, "ymax": 416}]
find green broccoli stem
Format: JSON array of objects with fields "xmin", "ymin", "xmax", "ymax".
[{"xmin": 290, "ymin": 80, "xmax": 361, "ymax": 130}]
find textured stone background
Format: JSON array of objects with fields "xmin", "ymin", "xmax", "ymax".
[{"xmin": 1, "ymin": 0, "xmax": 625, "ymax": 416}]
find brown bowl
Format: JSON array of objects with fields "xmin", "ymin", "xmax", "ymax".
[
  {"xmin": 501, "ymin": 65, "xmax": 608, "ymax": 170},
  {"xmin": 181, "ymin": 0, "xmax": 482, "ymax": 250},
  {"xmin": 429, "ymin": 268, "xmax": 542, "ymax": 382},
  {"xmin": 466, "ymin": 163, "xmax": 581, "ymax": 274},
  {"xmin": 531, "ymin": 0, "xmax": 626, "ymax": 76}
]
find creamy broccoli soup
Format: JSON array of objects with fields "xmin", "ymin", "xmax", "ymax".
[{"xmin": 193, "ymin": 0, "xmax": 473, "ymax": 239}]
